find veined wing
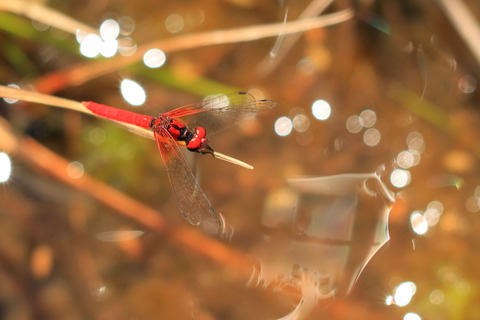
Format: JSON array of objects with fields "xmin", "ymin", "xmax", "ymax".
[
  {"xmin": 164, "ymin": 92, "xmax": 276, "ymax": 135},
  {"xmin": 153, "ymin": 130, "xmax": 225, "ymax": 235}
]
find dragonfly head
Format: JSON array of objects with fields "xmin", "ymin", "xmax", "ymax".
[{"xmin": 186, "ymin": 126, "xmax": 208, "ymax": 152}]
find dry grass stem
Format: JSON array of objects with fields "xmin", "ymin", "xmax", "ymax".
[
  {"xmin": 0, "ymin": 84, "xmax": 154, "ymax": 139},
  {"xmin": 0, "ymin": 0, "xmax": 98, "ymax": 35}
]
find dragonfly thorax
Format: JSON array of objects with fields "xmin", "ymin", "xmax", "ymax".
[
  {"xmin": 186, "ymin": 126, "xmax": 208, "ymax": 151},
  {"xmin": 151, "ymin": 117, "xmax": 208, "ymax": 152}
]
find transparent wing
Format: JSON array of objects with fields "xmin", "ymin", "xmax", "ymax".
[
  {"xmin": 164, "ymin": 92, "xmax": 277, "ymax": 135},
  {"xmin": 153, "ymin": 130, "xmax": 225, "ymax": 235}
]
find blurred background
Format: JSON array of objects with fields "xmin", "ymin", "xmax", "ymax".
[{"xmin": 1, "ymin": 0, "xmax": 480, "ymax": 319}]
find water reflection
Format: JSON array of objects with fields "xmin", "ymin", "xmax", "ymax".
[{"xmin": 251, "ymin": 169, "xmax": 395, "ymax": 319}]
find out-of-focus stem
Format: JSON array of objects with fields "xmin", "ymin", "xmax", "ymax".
[
  {"xmin": 0, "ymin": 0, "xmax": 98, "ymax": 35},
  {"xmin": 437, "ymin": 0, "xmax": 480, "ymax": 66}
]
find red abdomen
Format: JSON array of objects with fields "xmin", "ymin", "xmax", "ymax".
[{"xmin": 83, "ymin": 101, "xmax": 153, "ymax": 129}]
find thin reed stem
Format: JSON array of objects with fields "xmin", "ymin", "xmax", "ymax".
[{"xmin": 0, "ymin": 85, "xmax": 255, "ymax": 168}]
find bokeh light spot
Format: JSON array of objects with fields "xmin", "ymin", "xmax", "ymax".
[
  {"xmin": 406, "ymin": 132, "xmax": 425, "ymax": 153},
  {"xmin": 3, "ymin": 84, "xmax": 20, "ymax": 104},
  {"xmin": 363, "ymin": 128, "xmax": 381, "ymax": 146},
  {"xmin": 391, "ymin": 169, "xmax": 411, "ymax": 188},
  {"xmin": 79, "ymin": 34, "xmax": 102, "ymax": 58},
  {"xmin": 346, "ymin": 115, "xmax": 363, "ymax": 133},
  {"xmin": 466, "ymin": 196, "xmax": 480, "ymax": 213},
  {"xmin": 88, "ymin": 127, "xmax": 106, "ymax": 145},
  {"xmin": 429, "ymin": 289, "xmax": 445, "ymax": 305},
  {"xmin": 397, "ymin": 150, "xmax": 416, "ymax": 168},
  {"xmin": 359, "ymin": 109, "xmax": 377, "ymax": 128},
  {"xmin": 424, "ymin": 201, "xmax": 444, "ymax": 226},
  {"xmin": 0, "ymin": 152, "xmax": 12, "ymax": 183},
  {"xmin": 458, "ymin": 74, "xmax": 477, "ymax": 94},
  {"xmin": 99, "ymin": 39, "xmax": 118, "ymax": 58},
  {"xmin": 404, "ymin": 312, "xmax": 422, "ymax": 320},
  {"xmin": 311, "ymin": 99, "xmax": 331, "ymax": 120},
  {"xmin": 118, "ymin": 37, "xmax": 137, "ymax": 56},
  {"xmin": 118, "ymin": 16, "xmax": 135, "ymax": 35},
  {"xmin": 292, "ymin": 114, "xmax": 310, "ymax": 133},
  {"xmin": 66, "ymin": 161, "xmax": 84, "ymax": 179},
  {"xmin": 296, "ymin": 57, "xmax": 316, "ymax": 76},
  {"xmin": 165, "ymin": 14, "xmax": 184, "ymax": 33},
  {"xmin": 274, "ymin": 116, "xmax": 293, "ymax": 136},
  {"xmin": 411, "ymin": 211, "xmax": 428, "ymax": 235},
  {"xmin": 394, "ymin": 281, "xmax": 417, "ymax": 306},
  {"xmin": 185, "ymin": 8, "xmax": 205, "ymax": 27},
  {"xmin": 143, "ymin": 49, "xmax": 166, "ymax": 68},
  {"xmin": 120, "ymin": 79, "xmax": 146, "ymax": 106},
  {"xmin": 99, "ymin": 19, "xmax": 120, "ymax": 41}
]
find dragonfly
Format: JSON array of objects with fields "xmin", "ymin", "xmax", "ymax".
[{"xmin": 82, "ymin": 92, "xmax": 276, "ymax": 235}]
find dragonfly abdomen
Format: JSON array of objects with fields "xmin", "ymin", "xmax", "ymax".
[{"xmin": 82, "ymin": 101, "xmax": 153, "ymax": 128}]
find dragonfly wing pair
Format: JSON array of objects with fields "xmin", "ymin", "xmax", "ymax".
[
  {"xmin": 167, "ymin": 92, "xmax": 277, "ymax": 136},
  {"xmin": 84, "ymin": 92, "xmax": 276, "ymax": 236},
  {"xmin": 154, "ymin": 130, "xmax": 225, "ymax": 235}
]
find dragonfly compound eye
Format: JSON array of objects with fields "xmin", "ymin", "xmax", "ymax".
[{"xmin": 187, "ymin": 127, "xmax": 208, "ymax": 151}]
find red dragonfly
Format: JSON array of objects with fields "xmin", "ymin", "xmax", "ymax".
[{"xmin": 82, "ymin": 92, "xmax": 276, "ymax": 235}]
